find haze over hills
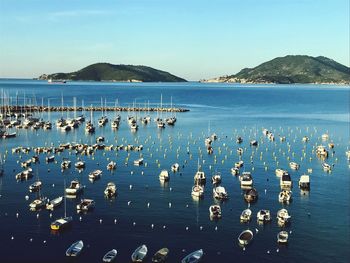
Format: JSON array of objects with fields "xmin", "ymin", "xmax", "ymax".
[
  {"xmin": 39, "ymin": 63, "xmax": 187, "ymax": 82},
  {"xmin": 204, "ymin": 55, "xmax": 350, "ymax": 84}
]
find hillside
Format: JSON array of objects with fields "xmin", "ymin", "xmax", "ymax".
[
  {"xmin": 204, "ymin": 55, "xmax": 350, "ymax": 84},
  {"xmin": 39, "ymin": 63, "xmax": 186, "ymax": 82}
]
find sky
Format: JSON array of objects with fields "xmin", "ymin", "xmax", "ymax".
[{"xmin": 0, "ymin": 0, "xmax": 349, "ymax": 80}]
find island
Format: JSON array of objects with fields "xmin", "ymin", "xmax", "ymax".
[
  {"xmin": 203, "ymin": 55, "xmax": 350, "ymax": 84},
  {"xmin": 38, "ymin": 63, "xmax": 187, "ymax": 82}
]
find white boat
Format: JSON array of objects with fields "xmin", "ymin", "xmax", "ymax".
[
  {"xmin": 213, "ymin": 186, "xmax": 228, "ymax": 200},
  {"xmin": 65, "ymin": 180, "xmax": 83, "ymax": 195},
  {"xmin": 46, "ymin": 196, "xmax": 63, "ymax": 210},
  {"xmin": 131, "ymin": 244, "xmax": 148, "ymax": 262},
  {"xmin": 302, "ymin": 136, "xmax": 309, "ymax": 142},
  {"xmin": 238, "ymin": 229, "xmax": 254, "ymax": 246},
  {"xmin": 159, "ymin": 170, "xmax": 169, "ymax": 181},
  {"xmin": 346, "ymin": 150, "xmax": 350, "ymax": 160},
  {"xmin": 257, "ymin": 209, "xmax": 271, "ymax": 223},
  {"xmin": 211, "ymin": 174, "xmax": 221, "ymax": 185},
  {"xmin": 250, "ymin": 140, "xmax": 258, "ymax": 146},
  {"xmin": 151, "ymin": 247, "xmax": 169, "ymax": 263},
  {"xmin": 235, "ymin": 160, "xmax": 244, "ymax": 168},
  {"xmin": 316, "ymin": 145, "xmax": 328, "ymax": 157},
  {"xmin": 29, "ymin": 196, "xmax": 47, "ymax": 210},
  {"xmin": 181, "ymin": 249, "xmax": 203, "ymax": 263},
  {"xmin": 289, "ymin": 162, "xmax": 300, "ymax": 170},
  {"xmin": 280, "ymin": 173, "xmax": 292, "ymax": 188},
  {"xmin": 236, "ymin": 136, "xmax": 243, "ymax": 144},
  {"xmin": 191, "ymin": 185, "xmax": 204, "ymax": 198},
  {"xmin": 194, "ymin": 171, "xmax": 206, "ymax": 185},
  {"xmin": 157, "ymin": 120, "xmax": 165, "ymax": 129},
  {"xmin": 237, "ymin": 147, "xmax": 243, "ymax": 155},
  {"xmin": 244, "ymin": 188, "xmax": 258, "ymax": 203},
  {"xmin": 61, "ymin": 160, "xmax": 71, "ymax": 169},
  {"xmin": 88, "ymin": 169, "xmax": 102, "ymax": 181},
  {"xmin": 322, "ymin": 162, "xmax": 332, "ymax": 172},
  {"xmin": 277, "ymin": 208, "xmax": 291, "ymax": 225},
  {"xmin": 278, "ymin": 190, "xmax": 292, "ymax": 203},
  {"xmin": 275, "ymin": 168, "xmax": 288, "ymax": 177},
  {"xmin": 66, "ymin": 240, "xmax": 84, "ymax": 257},
  {"xmin": 103, "ymin": 249, "xmax": 118, "ymax": 262},
  {"xmin": 209, "ymin": 204, "xmax": 222, "ymax": 218},
  {"xmin": 76, "ymin": 199, "xmax": 95, "ymax": 211},
  {"xmin": 107, "ymin": 161, "xmax": 117, "ymax": 170},
  {"xmin": 171, "ymin": 163, "xmax": 179, "ymax": 172},
  {"xmin": 277, "ymin": 231, "xmax": 289, "ymax": 243},
  {"xmin": 75, "ymin": 161, "xmax": 85, "ymax": 169},
  {"xmin": 231, "ymin": 167, "xmax": 239, "ymax": 175},
  {"xmin": 15, "ymin": 168, "xmax": 33, "ymax": 180},
  {"xmin": 240, "ymin": 208, "xmax": 252, "ymax": 222},
  {"xmin": 299, "ymin": 175, "xmax": 310, "ymax": 189},
  {"xmin": 29, "ymin": 181, "xmax": 42, "ymax": 192},
  {"xmin": 134, "ymin": 158, "xmax": 144, "ymax": 166},
  {"xmin": 321, "ymin": 133, "xmax": 329, "ymax": 141},
  {"xmin": 240, "ymin": 172, "xmax": 253, "ymax": 187},
  {"xmin": 104, "ymin": 182, "xmax": 117, "ymax": 197}
]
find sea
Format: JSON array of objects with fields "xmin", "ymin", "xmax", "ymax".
[{"xmin": 0, "ymin": 79, "xmax": 349, "ymax": 263}]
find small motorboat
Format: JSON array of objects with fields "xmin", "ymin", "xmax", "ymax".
[
  {"xmin": 29, "ymin": 181, "xmax": 42, "ymax": 192},
  {"xmin": 240, "ymin": 172, "xmax": 253, "ymax": 187},
  {"xmin": 213, "ymin": 186, "xmax": 228, "ymax": 200},
  {"xmin": 88, "ymin": 169, "xmax": 102, "ymax": 181},
  {"xmin": 181, "ymin": 249, "xmax": 203, "ymax": 263},
  {"xmin": 231, "ymin": 167, "xmax": 240, "ymax": 175},
  {"xmin": 15, "ymin": 168, "xmax": 33, "ymax": 180},
  {"xmin": 65, "ymin": 180, "xmax": 83, "ymax": 195},
  {"xmin": 29, "ymin": 196, "xmax": 47, "ymax": 210},
  {"xmin": 76, "ymin": 199, "xmax": 95, "ymax": 212},
  {"xmin": 191, "ymin": 185, "xmax": 204, "ymax": 198},
  {"xmin": 74, "ymin": 161, "xmax": 85, "ymax": 169},
  {"xmin": 235, "ymin": 160, "xmax": 244, "ymax": 168},
  {"xmin": 171, "ymin": 163, "xmax": 179, "ymax": 172},
  {"xmin": 103, "ymin": 249, "xmax": 118, "ymax": 262},
  {"xmin": 209, "ymin": 204, "xmax": 222, "ymax": 218},
  {"xmin": 316, "ymin": 145, "xmax": 328, "ymax": 157},
  {"xmin": 279, "ymin": 190, "xmax": 292, "ymax": 203},
  {"xmin": 238, "ymin": 229, "xmax": 253, "ymax": 246},
  {"xmin": 299, "ymin": 175, "xmax": 310, "ymax": 189},
  {"xmin": 244, "ymin": 188, "xmax": 258, "ymax": 203},
  {"xmin": 46, "ymin": 155, "xmax": 55, "ymax": 163},
  {"xmin": 289, "ymin": 162, "xmax": 300, "ymax": 170},
  {"xmin": 250, "ymin": 140, "xmax": 258, "ymax": 146},
  {"xmin": 280, "ymin": 173, "xmax": 292, "ymax": 188},
  {"xmin": 277, "ymin": 208, "xmax": 291, "ymax": 225},
  {"xmin": 211, "ymin": 174, "xmax": 221, "ymax": 185},
  {"xmin": 236, "ymin": 136, "xmax": 243, "ymax": 144},
  {"xmin": 104, "ymin": 182, "xmax": 117, "ymax": 197},
  {"xmin": 46, "ymin": 196, "xmax": 63, "ymax": 210},
  {"xmin": 134, "ymin": 158, "xmax": 144, "ymax": 166},
  {"xmin": 240, "ymin": 208, "xmax": 252, "ymax": 223},
  {"xmin": 107, "ymin": 161, "xmax": 117, "ymax": 170},
  {"xmin": 66, "ymin": 240, "xmax": 84, "ymax": 257},
  {"xmin": 194, "ymin": 171, "xmax": 206, "ymax": 185},
  {"xmin": 151, "ymin": 247, "xmax": 169, "ymax": 263},
  {"xmin": 96, "ymin": 136, "xmax": 105, "ymax": 142},
  {"xmin": 61, "ymin": 159, "xmax": 71, "ymax": 169},
  {"xmin": 131, "ymin": 244, "xmax": 148, "ymax": 262},
  {"xmin": 277, "ymin": 231, "xmax": 289, "ymax": 244},
  {"xmin": 257, "ymin": 209, "xmax": 271, "ymax": 223},
  {"xmin": 159, "ymin": 170, "xmax": 170, "ymax": 181},
  {"xmin": 51, "ymin": 216, "xmax": 73, "ymax": 230},
  {"xmin": 275, "ymin": 168, "xmax": 288, "ymax": 177},
  {"xmin": 237, "ymin": 147, "xmax": 243, "ymax": 155},
  {"xmin": 322, "ymin": 162, "xmax": 332, "ymax": 172}
]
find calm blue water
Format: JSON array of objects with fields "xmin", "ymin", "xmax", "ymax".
[{"xmin": 0, "ymin": 80, "xmax": 349, "ymax": 263}]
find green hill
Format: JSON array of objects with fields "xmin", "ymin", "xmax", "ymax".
[
  {"xmin": 39, "ymin": 63, "xmax": 186, "ymax": 82},
  {"xmin": 208, "ymin": 55, "xmax": 350, "ymax": 84}
]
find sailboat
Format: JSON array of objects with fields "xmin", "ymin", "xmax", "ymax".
[
  {"xmin": 50, "ymin": 180, "xmax": 73, "ymax": 231},
  {"xmin": 0, "ymin": 154, "xmax": 4, "ymax": 176}
]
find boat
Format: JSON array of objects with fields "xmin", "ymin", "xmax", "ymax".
[
  {"xmin": 211, "ymin": 173, "xmax": 221, "ymax": 185},
  {"xmin": 244, "ymin": 188, "xmax": 258, "ymax": 203},
  {"xmin": 277, "ymin": 208, "xmax": 291, "ymax": 225},
  {"xmin": 171, "ymin": 163, "xmax": 179, "ymax": 172},
  {"xmin": 237, "ymin": 147, "xmax": 243, "ymax": 155},
  {"xmin": 103, "ymin": 249, "xmax": 118, "ymax": 262},
  {"xmin": 2, "ymin": 132, "xmax": 16, "ymax": 138},
  {"xmin": 257, "ymin": 209, "xmax": 271, "ymax": 223},
  {"xmin": 107, "ymin": 161, "xmax": 117, "ymax": 170},
  {"xmin": 322, "ymin": 162, "xmax": 332, "ymax": 172},
  {"xmin": 181, "ymin": 249, "xmax": 203, "ymax": 263},
  {"xmin": 231, "ymin": 167, "xmax": 239, "ymax": 175},
  {"xmin": 194, "ymin": 159, "xmax": 206, "ymax": 185},
  {"xmin": 236, "ymin": 136, "xmax": 243, "ymax": 144},
  {"xmin": 238, "ymin": 229, "xmax": 254, "ymax": 246},
  {"xmin": 289, "ymin": 162, "xmax": 300, "ymax": 170},
  {"xmin": 46, "ymin": 196, "xmax": 63, "ymax": 210},
  {"xmin": 29, "ymin": 196, "xmax": 47, "ymax": 210},
  {"xmin": 277, "ymin": 231, "xmax": 289, "ymax": 244},
  {"xmin": 240, "ymin": 172, "xmax": 253, "ymax": 187},
  {"xmin": 280, "ymin": 173, "xmax": 292, "ymax": 188},
  {"xmin": 321, "ymin": 133, "xmax": 329, "ymax": 140},
  {"xmin": 88, "ymin": 169, "xmax": 102, "ymax": 181},
  {"xmin": 299, "ymin": 174, "xmax": 310, "ymax": 189},
  {"xmin": 159, "ymin": 170, "xmax": 169, "ymax": 181},
  {"xmin": 104, "ymin": 182, "xmax": 117, "ymax": 197},
  {"xmin": 15, "ymin": 168, "xmax": 33, "ymax": 180},
  {"xmin": 61, "ymin": 159, "xmax": 71, "ymax": 169},
  {"xmin": 316, "ymin": 145, "xmax": 328, "ymax": 157},
  {"xmin": 191, "ymin": 185, "xmax": 204, "ymax": 198},
  {"xmin": 275, "ymin": 168, "xmax": 288, "ymax": 177},
  {"xmin": 240, "ymin": 208, "xmax": 252, "ymax": 222},
  {"xmin": 51, "ymin": 181, "xmax": 73, "ymax": 230},
  {"xmin": 235, "ymin": 160, "xmax": 244, "ymax": 168},
  {"xmin": 151, "ymin": 248, "xmax": 169, "ymax": 263},
  {"xmin": 76, "ymin": 199, "xmax": 95, "ymax": 211},
  {"xmin": 278, "ymin": 190, "xmax": 292, "ymax": 203},
  {"xmin": 250, "ymin": 140, "xmax": 258, "ymax": 146},
  {"xmin": 66, "ymin": 240, "xmax": 84, "ymax": 257},
  {"xmin": 157, "ymin": 120, "xmax": 165, "ymax": 129},
  {"xmin": 346, "ymin": 150, "xmax": 350, "ymax": 160},
  {"xmin": 209, "ymin": 205, "xmax": 222, "ymax": 218},
  {"xmin": 134, "ymin": 158, "xmax": 144, "ymax": 166},
  {"xmin": 213, "ymin": 186, "xmax": 228, "ymax": 200},
  {"xmin": 96, "ymin": 136, "xmax": 105, "ymax": 142},
  {"xmin": 65, "ymin": 180, "xmax": 83, "ymax": 195},
  {"xmin": 29, "ymin": 180, "xmax": 42, "ymax": 192},
  {"xmin": 131, "ymin": 244, "xmax": 148, "ymax": 262}
]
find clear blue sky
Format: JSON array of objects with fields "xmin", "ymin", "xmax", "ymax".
[{"xmin": 0, "ymin": 0, "xmax": 349, "ymax": 80}]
